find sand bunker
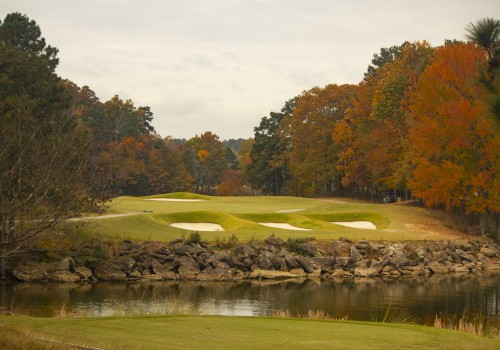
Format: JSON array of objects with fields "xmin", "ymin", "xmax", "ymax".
[
  {"xmin": 259, "ymin": 223, "xmax": 311, "ymax": 231},
  {"xmin": 331, "ymin": 221, "xmax": 376, "ymax": 230},
  {"xmin": 275, "ymin": 209, "xmax": 304, "ymax": 213},
  {"xmin": 171, "ymin": 223, "xmax": 224, "ymax": 231},
  {"xmin": 146, "ymin": 198, "xmax": 205, "ymax": 202}
]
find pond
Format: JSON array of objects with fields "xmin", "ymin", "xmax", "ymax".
[{"xmin": 1, "ymin": 273, "xmax": 499, "ymax": 325}]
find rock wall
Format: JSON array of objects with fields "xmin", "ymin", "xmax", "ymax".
[{"xmin": 12, "ymin": 237, "xmax": 500, "ymax": 283}]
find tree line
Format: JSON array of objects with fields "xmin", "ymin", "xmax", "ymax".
[{"xmin": 244, "ymin": 18, "xmax": 499, "ymax": 237}]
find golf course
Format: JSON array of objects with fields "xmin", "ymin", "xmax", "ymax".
[{"xmin": 86, "ymin": 192, "xmax": 465, "ymax": 243}]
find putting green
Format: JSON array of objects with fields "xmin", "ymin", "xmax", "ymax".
[{"xmin": 82, "ymin": 193, "xmax": 463, "ymax": 242}]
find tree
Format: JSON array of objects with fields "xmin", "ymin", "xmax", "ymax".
[
  {"xmin": 184, "ymin": 132, "xmax": 227, "ymax": 194},
  {"xmin": 144, "ymin": 137, "xmax": 192, "ymax": 194},
  {"xmin": 465, "ymin": 18, "xmax": 500, "ymax": 71},
  {"xmin": 247, "ymin": 112, "xmax": 287, "ymax": 195},
  {"xmin": 0, "ymin": 13, "xmax": 104, "ymax": 279},
  {"xmin": 409, "ymin": 43, "xmax": 499, "ymax": 235},
  {"xmin": 289, "ymin": 84, "xmax": 357, "ymax": 196}
]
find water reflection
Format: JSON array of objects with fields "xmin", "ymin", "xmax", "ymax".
[{"xmin": 1, "ymin": 273, "xmax": 499, "ymax": 325}]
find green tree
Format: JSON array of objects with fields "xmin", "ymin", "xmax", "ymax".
[
  {"xmin": 0, "ymin": 13, "xmax": 103, "ymax": 279},
  {"xmin": 184, "ymin": 132, "xmax": 227, "ymax": 194},
  {"xmin": 465, "ymin": 18, "xmax": 500, "ymax": 70},
  {"xmin": 247, "ymin": 112, "xmax": 287, "ymax": 195}
]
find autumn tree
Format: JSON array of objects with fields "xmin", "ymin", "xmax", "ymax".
[
  {"xmin": 289, "ymin": 84, "xmax": 357, "ymax": 196},
  {"xmin": 145, "ymin": 137, "xmax": 192, "ymax": 194},
  {"xmin": 409, "ymin": 43, "xmax": 499, "ymax": 235},
  {"xmin": 0, "ymin": 13, "xmax": 105, "ymax": 278},
  {"xmin": 184, "ymin": 132, "xmax": 227, "ymax": 194}
]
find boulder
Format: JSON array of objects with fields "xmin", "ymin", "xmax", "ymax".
[
  {"xmin": 285, "ymin": 255, "xmax": 301, "ymax": 269},
  {"xmin": 141, "ymin": 273, "xmax": 164, "ymax": 282},
  {"xmin": 350, "ymin": 246, "xmax": 363, "ymax": 263},
  {"xmin": 74, "ymin": 266, "xmax": 93, "ymax": 279},
  {"xmin": 265, "ymin": 236, "xmax": 285, "ymax": 246},
  {"xmin": 249, "ymin": 269, "xmax": 300, "ymax": 280},
  {"xmin": 480, "ymin": 246, "xmax": 498, "ymax": 258},
  {"xmin": 12, "ymin": 265, "xmax": 48, "ymax": 282},
  {"xmin": 150, "ymin": 260, "xmax": 167, "ymax": 275},
  {"xmin": 453, "ymin": 265, "xmax": 470, "ymax": 274},
  {"xmin": 354, "ymin": 267, "xmax": 379, "ymax": 278},
  {"xmin": 49, "ymin": 271, "xmax": 80, "ymax": 283},
  {"xmin": 114, "ymin": 256, "xmax": 136, "ymax": 273},
  {"xmin": 197, "ymin": 266, "xmax": 233, "ymax": 281},
  {"xmin": 289, "ymin": 268, "xmax": 306, "ymax": 277},
  {"xmin": 307, "ymin": 268, "xmax": 321, "ymax": 278},
  {"xmin": 296, "ymin": 255, "xmax": 316, "ymax": 273},
  {"xmin": 427, "ymin": 261, "xmax": 449, "ymax": 274},
  {"xmin": 94, "ymin": 263, "xmax": 127, "ymax": 282},
  {"xmin": 173, "ymin": 244, "xmax": 195, "ymax": 256},
  {"xmin": 177, "ymin": 256, "xmax": 200, "ymax": 279},
  {"xmin": 45, "ymin": 257, "xmax": 74, "ymax": 272},
  {"xmin": 299, "ymin": 243, "xmax": 321, "ymax": 257}
]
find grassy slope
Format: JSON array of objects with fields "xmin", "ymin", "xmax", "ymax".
[
  {"xmin": 0, "ymin": 315, "xmax": 497, "ymax": 350},
  {"xmin": 85, "ymin": 194, "xmax": 462, "ymax": 242}
]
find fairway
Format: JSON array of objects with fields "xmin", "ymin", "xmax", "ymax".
[
  {"xmin": 83, "ymin": 193, "xmax": 464, "ymax": 242},
  {"xmin": 1, "ymin": 315, "xmax": 497, "ymax": 350}
]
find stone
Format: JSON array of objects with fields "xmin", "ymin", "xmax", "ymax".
[
  {"xmin": 249, "ymin": 269, "xmax": 300, "ymax": 280},
  {"xmin": 296, "ymin": 255, "xmax": 316, "ymax": 273},
  {"xmin": 74, "ymin": 266, "xmax": 93, "ymax": 279},
  {"xmin": 350, "ymin": 246, "xmax": 363, "ymax": 263},
  {"xmin": 354, "ymin": 267, "xmax": 379, "ymax": 278},
  {"xmin": 45, "ymin": 257, "xmax": 74, "ymax": 272},
  {"xmin": 335, "ymin": 257, "xmax": 352, "ymax": 267},
  {"xmin": 127, "ymin": 268, "xmax": 142, "ymax": 280},
  {"xmin": 265, "ymin": 236, "xmax": 285, "ymax": 246},
  {"xmin": 330, "ymin": 269, "xmax": 346, "ymax": 277},
  {"xmin": 289, "ymin": 268, "xmax": 306, "ymax": 277},
  {"xmin": 173, "ymin": 244, "xmax": 195, "ymax": 256},
  {"xmin": 298, "ymin": 243, "xmax": 321, "ymax": 257},
  {"xmin": 197, "ymin": 266, "xmax": 233, "ymax": 281},
  {"xmin": 285, "ymin": 255, "xmax": 301, "ymax": 269},
  {"xmin": 49, "ymin": 271, "xmax": 80, "ymax": 283},
  {"xmin": 411, "ymin": 264, "xmax": 426, "ymax": 275},
  {"xmin": 142, "ymin": 273, "xmax": 164, "ymax": 281},
  {"xmin": 307, "ymin": 268, "xmax": 321, "ymax": 278},
  {"xmin": 480, "ymin": 247, "xmax": 498, "ymax": 258},
  {"xmin": 150, "ymin": 260, "xmax": 167, "ymax": 275},
  {"xmin": 114, "ymin": 256, "xmax": 136, "ymax": 273},
  {"xmin": 311, "ymin": 257, "xmax": 334, "ymax": 272},
  {"xmin": 177, "ymin": 256, "xmax": 200, "ymax": 279},
  {"xmin": 94, "ymin": 263, "xmax": 127, "ymax": 282},
  {"xmin": 453, "ymin": 265, "xmax": 470, "ymax": 274},
  {"xmin": 427, "ymin": 261, "xmax": 449, "ymax": 274},
  {"xmin": 12, "ymin": 265, "xmax": 48, "ymax": 282}
]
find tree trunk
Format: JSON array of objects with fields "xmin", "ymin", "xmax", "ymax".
[{"xmin": 479, "ymin": 211, "xmax": 488, "ymax": 236}]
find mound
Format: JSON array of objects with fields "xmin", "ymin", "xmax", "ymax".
[{"xmin": 259, "ymin": 223, "xmax": 311, "ymax": 231}]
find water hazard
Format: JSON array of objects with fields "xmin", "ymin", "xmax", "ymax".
[{"xmin": 1, "ymin": 274, "xmax": 499, "ymax": 325}]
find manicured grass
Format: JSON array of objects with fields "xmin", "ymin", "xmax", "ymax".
[
  {"xmin": 0, "ymin": 315, "xmax": 497, "ymax": 350},
  {"xmin": 86, "ymin": 193, "xmax": 460, "ymax": 242}
]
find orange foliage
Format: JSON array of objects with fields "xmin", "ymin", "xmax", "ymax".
[{"xmin": 409, "ymin": 43, "xmax": 499, "ymax": 213}]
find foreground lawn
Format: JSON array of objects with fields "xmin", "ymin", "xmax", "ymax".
[
  {"xmin": 84, "ymin": 193, "xmax": 463, "ymax": 242},
  {"xmin": 0, "ymin": 315, "xmax": 497, "ymax": 350}
]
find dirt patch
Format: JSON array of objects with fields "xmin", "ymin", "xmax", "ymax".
[{"xmin": 146, "ymin": 199, "xmax": 205, "ymax": 202}]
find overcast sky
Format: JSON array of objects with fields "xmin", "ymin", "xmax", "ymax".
[{"xmin": 2, "ymin": 1, "xmax": 499, "ymax": 139}]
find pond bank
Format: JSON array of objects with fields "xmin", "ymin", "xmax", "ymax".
[{"xmin": 10, "ymin": 237, "xmax": 500, "ymax": 283}]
